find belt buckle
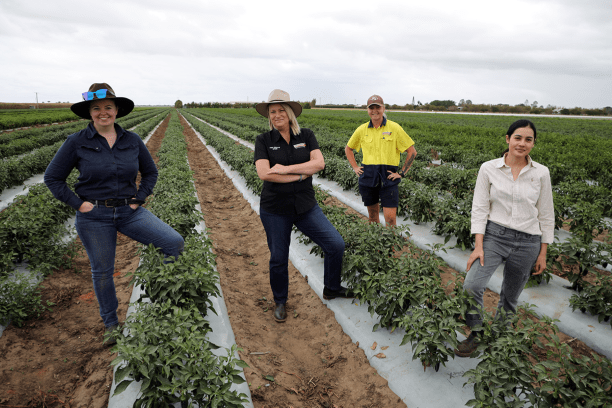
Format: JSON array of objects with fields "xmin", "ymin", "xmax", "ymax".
[{"xmin": 105, "ymin": 199, "xmax": 113, "ymax": 208}]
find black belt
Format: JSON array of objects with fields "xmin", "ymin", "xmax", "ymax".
[{"xmin": 84, "ymin": 198, "xmax": 145, "ymax": 207}]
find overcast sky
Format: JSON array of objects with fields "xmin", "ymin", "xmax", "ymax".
[{"xmin": 1, "ymin": 0, "xmax": 610, "ymax": 108}]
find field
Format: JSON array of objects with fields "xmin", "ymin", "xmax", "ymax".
[{"xmin": 1, "ymin": 108, "xmax": 611, "ymax": 407}]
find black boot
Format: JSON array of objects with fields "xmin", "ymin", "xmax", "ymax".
[{"xmin": 274, "ymin": 303, "xmax": 287, "ymax": 322}]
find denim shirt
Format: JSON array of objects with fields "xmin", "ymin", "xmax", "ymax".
[{"xmin": 44, "ymin": 122, "xmax": 158, "ymax": 211}]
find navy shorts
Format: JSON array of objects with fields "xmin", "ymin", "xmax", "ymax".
[{"xmin": 359, "ymin": 184, "xmax": 399, "ymax": 208}]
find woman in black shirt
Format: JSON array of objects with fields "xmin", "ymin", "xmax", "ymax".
[{"xmin": 254, "ymin": 89, "xmax": 352, "ymax": 323}]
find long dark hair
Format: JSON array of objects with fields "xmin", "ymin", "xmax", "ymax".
[{"xmin": 502, "ymin": 119, "xmax": 537, "ymax": 157}]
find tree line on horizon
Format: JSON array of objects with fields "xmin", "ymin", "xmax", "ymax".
[{"xmin": 177, "ymin": 99, "xmax": 611, "ymax": 116}]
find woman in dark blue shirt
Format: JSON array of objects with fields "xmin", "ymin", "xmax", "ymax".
[
  {"xmin": 254, "ymin": 89, "xmax": 352, "ymax": 323},
  {"xmin": 44, "ymin": 83, "xmax": 183, "ymax": 345}
]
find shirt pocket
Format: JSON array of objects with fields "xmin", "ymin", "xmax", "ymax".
[
  {"xmin": 524, "ymin": 177, "xmax": 542, "ymax": 207},
  {"xmin": 115, "ymin": 142, "xmax": 139, "ymax": 163},
  {"xmin": 78, "ymin": 144, "xmax": 103, "ymax": 165}
]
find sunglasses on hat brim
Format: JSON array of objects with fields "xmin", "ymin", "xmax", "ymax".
[{"xmin": 81, "ymin": 89, "xmax": 115, "ymax": 101}]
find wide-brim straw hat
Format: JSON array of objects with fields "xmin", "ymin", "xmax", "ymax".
[
  {"xmin": 71, "ymin": 83, "xmax": 135, "ymax": 119},
  {"xmin": 255, "ymin": 89, "xmax": 303, "ymax": 118}
]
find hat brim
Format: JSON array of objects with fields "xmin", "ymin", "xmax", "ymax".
[
  {"xmin": 71, "ymin": 97, "xmax": 135, "ymax": 119},
  {"xmin": 255, "ymin": 101, "xmax": 303, "ymax": 118}
]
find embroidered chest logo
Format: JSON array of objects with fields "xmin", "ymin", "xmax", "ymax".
[
  {"xmin": 270, "ymin": 146, "xmax": 280, "ymax": 150},
  {"xmin": 382, "ymin": 132, "xmax": 392, "ymax": 140},
  {"xmin": 293, "ymin": 143, "xmax": 306, "ymax": 149}
]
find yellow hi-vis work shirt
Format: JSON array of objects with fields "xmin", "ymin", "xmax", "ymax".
[{"xmin": 347, "ymin": 118, "xmax": 415, "ymax": 166}]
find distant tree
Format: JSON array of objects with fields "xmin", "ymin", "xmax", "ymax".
[
  {"xmin": 310, "ymin": 98, "xmax": 316, "ymax": 108},
  {"xmin": 459, "ymin": 99, "xmax": 465, "ymax": 106},
  {"xmin": 302, "ymin": 102, "xmax": 311, "ymax": 109},
  {"xmin": 465, "ymin": 100, "xmax": 472, "ymax": 105},
  {"xmin": 560, "ymin": 108, "xmax": 570, "ymax": 115},
  {"xmin": 603, "ymin": 106, "xmax": 612, "ymax": 115},
  {"xmin": 429, "ymin": 100, "xmax": 456, "ymax": 108},
  {"xmin": 531, "ymin": 101, "xmax": 538, "ymax": 108},
  {"xmin": 175, "ymin": 100, "xmax": 183, "ymax": 108},
  {"xmin": 524, "ymin": 99, "xmax": 529, "ymax": 106}
]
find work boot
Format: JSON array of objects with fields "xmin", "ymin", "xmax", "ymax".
[
  {"xmin": 454, "ymin": 331, "xmax": 480, "ymax": 357},
  {"xmin": 103, "ymin": 324, "xmax": 120, "ymax": 346},
  {"xmin": 323, "ymin": 286, "xmax": 354, "ymax": 300},
  {"xmin": 274, "ymin": 303, "xmax": 287, "ymax": 323}
]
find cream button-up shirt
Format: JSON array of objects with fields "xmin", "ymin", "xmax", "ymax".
[{"xmin": 471, "ymin": 155, "xmax": 555, "ymax": 244}]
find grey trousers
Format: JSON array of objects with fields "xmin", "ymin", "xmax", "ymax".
[{"xmin": 463, "ymin": 221, "xmax": 541, "ymax": 328}]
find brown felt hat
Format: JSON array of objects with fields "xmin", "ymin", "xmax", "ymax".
[
  {"xmin": 71, "ymin": 83, "xmax": 135, "ymax": 119},
  {"xmin": 255, "ymin": 89, "xmax": 303, "ymax": 118}
]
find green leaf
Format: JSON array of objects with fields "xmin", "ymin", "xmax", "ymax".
[{"xmin": 112, "ymin": 379, "xmax": 132, "ymax": 396}]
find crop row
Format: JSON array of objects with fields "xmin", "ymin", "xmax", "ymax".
[
  {"xmin": 0, "ymin": 109, "xmax": 169, "ymax": 194},
  {"xmin": 182, "ymin": 111, "xmax": 612, "ymax": 406},
  {"xmin": 0, "ymin": 108, "xmax": 80, "ymax": 131},
  {"xmin": 111, "ymin": 111, "xmax": 249, "ymax": 407},
  {"xmin": 184, "ymin": 109, "xmax": 612, "ymax": 321}
]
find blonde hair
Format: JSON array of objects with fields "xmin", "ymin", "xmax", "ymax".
[{"xmin": 268, "ymin": 103, "xmax": 301, "ymax": 135}]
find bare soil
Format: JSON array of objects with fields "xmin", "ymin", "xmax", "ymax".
[{"xmin": 0, "ymin": 113, "xmax": 605, "ymax": 407}]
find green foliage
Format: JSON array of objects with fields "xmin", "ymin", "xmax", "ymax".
[
  {"xmin": 112, "ymin": 302, "xmax": 249, "ymax": 407},
  {"xmin": 0, "ymin": 275, "xmax": 47, "ymax": 327},
  {"xmin": 132, "ymin": 234, "xmax": 219, "ymax": 314},
  {"xmin": 547, "ymin": 234, "xmax": 610, "ymax": 292},
  {"xmin": 0, "ymin": 181, "xmax": 78, "ymax": 277},
  {"xmin": 0, "ymin": 108, "xmax": 80, "ymax": 130}
]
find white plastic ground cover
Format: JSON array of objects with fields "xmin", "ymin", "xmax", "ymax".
[
  {"xmin": 185, "ymin": 117, "xmax": 612, "ymax": 407},
  {"xmin": 108, "ymin": 128, "xmax": 253, "ymax": 408}
]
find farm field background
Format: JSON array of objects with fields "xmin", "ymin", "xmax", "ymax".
[{"xmin": 1, "ymin": 107, "xmax": 611, "ymax": 407}]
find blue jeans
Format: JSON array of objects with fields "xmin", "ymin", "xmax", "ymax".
[
  {"xmin": 75, "ymin": 205, "xmax": 184, "ymax": 328},
  {"xmin": 463, "ymin": 221, "xmax": 541, "ymax": 328},
  {"xmin": 259, "ymin": 204, "xmax": 345, "ymax": 304}
]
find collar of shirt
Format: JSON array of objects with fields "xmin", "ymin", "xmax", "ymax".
[
  {"xmin": 494, "ymin": 154, "xmax": 537, "ymax": 169},
  {"xmin": 85, "ymin": 122, "xmax": 126, "ymax": 140},
  {"xmin": 270, "ymin": 128, "xmax": 294, "ymax": 143},
  {"xmin": 368, "ymin": 116, "xmax": 387, "ymax": 128}
]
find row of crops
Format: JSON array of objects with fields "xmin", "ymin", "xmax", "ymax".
[
  {"xmin": 0, "ymin": 109, "xmax": 169, "ymax": 327},
  {"xmin": 181, "ymin": 109, "xmax": 612, "ymax": 407},
  {"xmin": 0, "ymin": 108, "xmax": 79, "ymax": 131},
  {"xmin": 111, "ymin": 112, "xmax": 249, "ymax": 406},
  {"xmin": 0, "ymin": 107, "xmax": 161, "ymax": 131},
  {"xmin": 182, "ymin": 108, "xmax": 612, "ymax": 326}
]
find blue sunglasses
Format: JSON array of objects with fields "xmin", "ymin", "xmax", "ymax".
[{"xmin": 81, "ymin": 89, "xmax": 115, "ymax": 101}]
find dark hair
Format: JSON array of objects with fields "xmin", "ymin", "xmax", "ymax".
[
  {"xmin": 502, "ymin": 119, "xmax": 537, "ymax": 157},
  {"xmin": 506, "ymin": 119, "xmax": 536, "ymax": 141}
]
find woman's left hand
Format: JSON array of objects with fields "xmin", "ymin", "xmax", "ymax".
[
  {"xmin": 532, "ymin": 253, "xmax": 547, "ymax": 275},
  {"xmin": 387, "ymin": 170, "xmax": 401, "ymax": 181},
  {"xmin": 268, "ymin": 164, "xmax": 289, "ymax": 175}
]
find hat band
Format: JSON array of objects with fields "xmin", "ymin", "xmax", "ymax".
[{"xmin": 82, "ymin": 89, "xmax": 115, "ymax": 101}]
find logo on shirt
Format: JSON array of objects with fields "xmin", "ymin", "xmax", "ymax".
[
  {"xmin": 270, "ymin": 146, "xmax": 280, "ymax": 150},
  {"xmin": 293, "ymin": 143, "xmax": 306, "ymax": 149}
]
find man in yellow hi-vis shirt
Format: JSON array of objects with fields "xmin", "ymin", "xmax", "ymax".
[{"xmin": 345, "ymin": 95, "xmax": 417, "ymax": 226}]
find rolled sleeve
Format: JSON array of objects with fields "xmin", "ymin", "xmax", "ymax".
[
  {"xmin": 536, "ymin": 167, "xmax": 555, "ymax": 244},
  {"xmin": 471, "ymin": 163, "xmax": 491, "ymax": 235}
]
